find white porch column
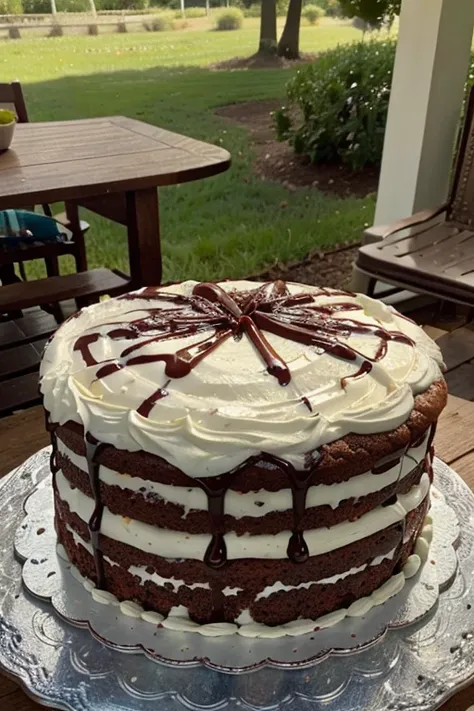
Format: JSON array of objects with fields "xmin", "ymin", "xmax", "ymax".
[{"xmin": 374, "ymin": 0, "xmax": 474, "ymax": 227}]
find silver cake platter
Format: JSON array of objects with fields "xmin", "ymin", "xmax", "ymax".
[{"xmin": 0, "ymin": 449, "xmax": 472, "ymax": 710}]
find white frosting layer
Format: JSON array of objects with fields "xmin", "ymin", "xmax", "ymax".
[
  {"xmin": 67, "ymin": 523, "xmax": 211, "ymax": 593},
  {"xmin": 40, "ymin": 280, "xmax": 444, "ymax": 478},
  {"xmin": 63, "ymin": 513, "xmax": 433, "ymax": 638},
  {"xmin": 255, "ymin": 547, "xmax": 397, "ymax": 600},
  {"xmin": 57, "ymin": 434, "xmax": 429, "ymax": 518},
  {"xmin": 56, "ymin": 469, "xmax": 430, "ymax": 561}
]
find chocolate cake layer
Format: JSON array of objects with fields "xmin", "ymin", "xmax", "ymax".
[
  {"xmin": 56, "ymin": 452, "xmax": 426, "ymax": 535},
  {"xmin": 55, "ymin": 493, "xmax": 428, "ymax": 626}
]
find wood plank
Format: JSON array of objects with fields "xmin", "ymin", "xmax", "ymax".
[
  {"xmin": 0, "ymin": 310, "xmax": 57, "ymax": 351},
  {"xmin": 0, "ymin": 118, "xmax": 230, "ymax": 209},
  {"xmin": 0, "ymin": 677, "xmax": 23, "ymax": 698},
  {"xmin": 0, "ymin": 240, "xmax": 76, "ymax": 267},
  {"xmin": 435, "ymin": 327, "xmax": 474, "ymax": 370},
  {"xmin": 0, "ymin": 320, "xmax": 24, "ymax": 349},
  {"xmin": 0, "ymin": 371, "xmax": 41, "ymax": 416},
  {"xmin": 388, "ymin": 223, "xmax": 454, "ymax": 255},
  {"xmin": 0, "ymin": 148, "xmax": 229, "ymax": 209},
  {"xmin": 440, "ymin": 686, "xmax": 474, "ymax": 711},
  {"xmin": 16, "ymin": 311, "xmax": 57, "ymax": 344},
  {"xmin": 0, "ymin": 406, "xmax": 47, "ymax": 476},
  {"xmin": 0, "ymin": 339, "xmax": 46, "ymax": 380},
  {"xmin": 0, "ymin": 689, "xmax": 43, "ymax": 710},
  {"xmin": 423, "ymin": 325, "xmax": 447, "ymax": 341},
  {"xmin": 77, "ymin": 193, "xmax": 127, "ymax": 227},
  {"xmin": 0, "ymin": 268, "xmax": 130, "ymax": 312},
  {"xmin": 445, "ymin": 362, "xmax": 474, "ymax": 400},
  {"xmin": 448, "ymin": 449, "xmax": 474, "ymax": 490},
  {"xmin": 436, "ymin": 395, "xmax": 474, "ymax": 463},
  {"xmin": 409, "ymin": 301, "xmax": 469, "ymax": 331}
]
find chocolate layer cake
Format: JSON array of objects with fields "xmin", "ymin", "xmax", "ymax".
[{"xmin": 40, "ymin": 280, "xmax": 447, "ymax": 637}]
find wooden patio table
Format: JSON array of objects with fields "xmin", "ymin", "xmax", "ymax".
[
  {"xmin": 0, "ymin": 396, "xmax": 473, "ymax": 710},
  {"xmin": 0, "ymin": 117, "xmax": 231, "ymax": 286}
]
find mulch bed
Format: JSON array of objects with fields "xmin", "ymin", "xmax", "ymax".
[
  {"xmin": 248, "ymin": 242, "xmax": 360, "ymax": 290},
  {"xmin": 216, "ymin": 99, "xmax": 377, "ymax": 287},
  {"xmin": 211, "ymin": 52, "xmax": 318, "ymax": 71},
  {"xmin": 216, "ymin": 99, "xmax": 379, "ymax": 199}
]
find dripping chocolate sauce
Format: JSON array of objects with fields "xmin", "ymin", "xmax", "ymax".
[
  {"xmin": 44, "ymin": 411, "xmax": 59, "ymax": 496},
  {"xmin": 67, "ymin": 280, "xmax": 420, "ymax": 604},
  {"xmin": 84, "ymin": 434, "xmax": 106, "ymax": 588}
]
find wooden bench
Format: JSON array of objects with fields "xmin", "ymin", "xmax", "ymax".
[
  {"xmin": 0, "ymin": 267, "xmax": 130, "ymax": 312},
  {"xmin": 0, "ymin": 268, "xmax": 131, "ymax": 416}
]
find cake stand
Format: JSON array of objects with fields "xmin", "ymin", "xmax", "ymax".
[{"xmin": 0, "ymin": 449, "xmax": 474, "ymax": 711}]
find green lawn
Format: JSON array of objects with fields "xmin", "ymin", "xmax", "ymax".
[{"xmin": 0, "ymin": 19, "xmax": 376, "ymax": 283}]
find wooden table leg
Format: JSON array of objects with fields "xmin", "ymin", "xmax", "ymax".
[
  {"xmin": 65, "ymin": 201, "xmax": 88, "ymax": 273},
  {"xmin": 125, "ymin": 187, "xmax": 161, "ymax": 287}
]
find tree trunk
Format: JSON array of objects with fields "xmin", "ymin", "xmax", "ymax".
[
  {"xmin": 50, "ymin": 0, "xmax": 57, "ymax": 14},
  {"xmin": 258, "ymin": 0, "xmax": 277, "ymax": 55},
  {"xmin": 277, "ymin": 0, "xmax": 303, "ymax": 59},
  {"xmin": 88, "ymin": 0, "xmax": 97, "ymax": 16},
  {"xmin": 180, "ymin": 0, "xmax": 185, "ymax": 18},
  {"xmin": 206, "ymin": 0, "xmax": 210, "ymax": 15}
]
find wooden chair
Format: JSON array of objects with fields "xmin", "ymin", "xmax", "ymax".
[
  {"xmin": 356, "ymin": 86, "xmax": 474, "ymax": 307},
  {"xmin": 0, "ymin": 83, "xmax": 134, "ymax": 413},
  {"xmin": 0, "ymin": 81, "xmax": 89, "ymax": 318}
]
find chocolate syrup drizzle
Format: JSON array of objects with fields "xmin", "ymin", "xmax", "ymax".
[
  {"xmin": 84, "ymin": 435, "xmax": 107, "ymax": 588},
  {"xmin": 53, "ymin": 281, "xmax": 425, "ymax": 594},
  {"xmin": 73, "ymin": 281, "xmax": 414, "ymax": 397}
]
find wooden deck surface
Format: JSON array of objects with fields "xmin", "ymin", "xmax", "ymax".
[{"xmin": 1, "ymin": 304, "xmax": 474, "ymax": 709}]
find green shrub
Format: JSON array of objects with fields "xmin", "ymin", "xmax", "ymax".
[
  {"xmin": 324, "ymin": 0, "xmax": 343, "ymax": 16},
  {"xmin": 303, "ymin": 3, "xmax": 324, "ymax": 24},
  {"xmin": 144, "ymin": 9, "xmax": 172, "ymax": 29},
  {"xmin": 8, "ymin": 24, "xmax": 21, "ymax": 35},
  {"xmin": 276, "ymin": 0, "xmax": 288, "ymax": 14},
  {"xmin": 183, "ymin": 5, "xmax": 205, "ymax": 17},
  {"xmin": 22, "ymin": 0, "xmax": 49, "ymax": 12},
  {"xmin": 57, "ymin": 0, "xmax": 89, "ymax": 11},
  {"xmin": 215, "ymin": 7, "xmax": 243, "ymax": 30},
  {"xmin": 308, "ymin": 0, "xmax": 343, "ymax": 16},
  {"xmin": 243, "ymin": 3, "xmax": 259, "ymax": 16},
  {"xmin": 0, "ymin": 0, "xmax": 23, "ymax": 13},
  {"xmin": 96, "ymin": 0, "xmax": 148, "ymax": 9},
  {"xmin": 117, "ymin": 18, "xmax": 127, "ymax": 29},
  {"xmin": 339, "ymin": 0, "xmax": 400, "ymax": 24},
  {"xmin": 49, "ymin": 22, "xmax": 64, "ymax": 34},
  {"xmin": 275, "ymin": 40, "xmax": 396, "ymax": 170},
  {"xmin": 88, "ymin": 21, "xmax": 98, "ymax": 32}
]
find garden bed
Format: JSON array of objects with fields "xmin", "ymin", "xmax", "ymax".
[
  {"xmin": 215, "ymin": 99, "xmax": 379, "ymax": 198},
  {"xmin": 249, "ymin": 241, "xmax": 360, "ymax": 289}
]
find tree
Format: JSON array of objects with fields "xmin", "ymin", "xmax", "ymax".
[
  {"xmin": 277, "ymin": 0, "xmax": 302, "ymax": 59},
  {"xmin": 258, "ymin": 0, "xmax": 277, "ymax": 55},
  {"xmin": 88, "ymin": 0, "xmax": 96, "ymax": 16},
  {"xmin": 338, "ymin": 0, "xmax": 401, "ymax": 25}
]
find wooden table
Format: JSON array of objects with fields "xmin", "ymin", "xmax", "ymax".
[
  {"xmin": 0, "ymin": 117, "xmax": 231, "ymax": 286},
  {"xmin": 0, "ymin": 397, "xmax": 473, "ymax": 710}
]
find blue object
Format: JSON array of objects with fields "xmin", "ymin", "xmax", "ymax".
[{"xmin": 0, "ymin": 209, "xmax": 66, "ymax": 246}]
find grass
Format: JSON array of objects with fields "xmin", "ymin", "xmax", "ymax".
[{"xmin": 0, "ymin": 18, "xmax": 376, "ymax": 283}]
